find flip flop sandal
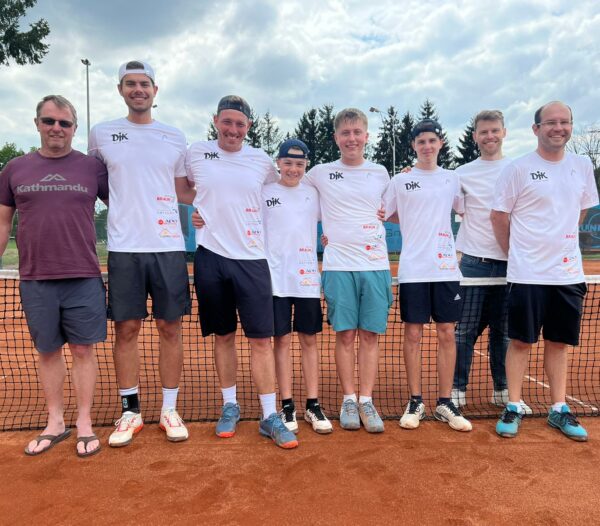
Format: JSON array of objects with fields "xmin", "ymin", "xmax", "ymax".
[
  {"xmin": 76, "ymin": 435, "xmax": 102, "ymax": 458},
  {"xmin": 24, "ymin": 429, "xmax": 72, "ymax": 456}
]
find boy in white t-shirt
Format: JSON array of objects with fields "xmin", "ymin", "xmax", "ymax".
[
  {"xmin": 304, "ymin": 108, "xmax": 392, "ymax": 434},
  {"xmin": 263, "ymin": 139, "xmax": 332, "ymax": 434},
  {"xmin": 491, "ymin": 101, "xmax": 598, "ymax": 441},
  {"xmin": 383, "ymin": 119, "xmax": 472, "ymax": 432}
]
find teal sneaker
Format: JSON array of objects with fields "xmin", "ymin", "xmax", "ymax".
[
  {"xmin": 259, "ymin": 413, "xmax": 298, "ymax": 449},
  {"xmin": 547, "ymin": 405, "xmax": 588, "ymax": 442},
  {"xmin": 215, "ymin": 402, "xmax": 240, "ymax": 438},
  {"xmin": 358, "ymin": 401, "xmax": 385, "ymax": 433},
  {"xmin": 340, "ymin": 399, "xmax": 360, "ymax": 430},
  {"xmin": 495, "ymin": 404, "xmax": 523, "ymax": 438}
]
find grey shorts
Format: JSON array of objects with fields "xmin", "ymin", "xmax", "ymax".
[
  {"xmin": 19, "ymin": 278, "xmax": 107, "ymax": 353},
  {"xmin": 107, "ymin": 251, "xmax": 191, "ymax": 322}
]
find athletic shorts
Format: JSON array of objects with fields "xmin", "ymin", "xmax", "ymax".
[
  {"xmin": 19, "ymin": 278, "xmax": 107, "ymax": 353},
  {"xmin": 107, "ymin": 252, "xmax": 191, "ymax": 322},
  {"xmin": 321, "ymin": 270, "xmax": 393, "ymax": 334},
  {"xmin": 273, "ymin": 296, "xmax": 323, "ymax": 337},
  {"xmin": 507, "ymin": 283, "xmax": 586, "ymax": 345},
  {"xmin": 194, "ymin": 246, "xmax": 274, "ymax": 338},
  {"xmin": 399, "ymin": 281, "xmax": 462, "ymax": 324}
]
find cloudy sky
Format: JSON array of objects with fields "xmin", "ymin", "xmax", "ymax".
[{"xmin": 1, "ymin": 0, "xmax": 598, "ymax": 159}]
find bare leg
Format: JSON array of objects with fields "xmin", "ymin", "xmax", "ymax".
[
  {"xmin": 403, "ymin": 323, "xmax": 423, "ymax": 396},
  {"xmin": 357, "ymin": 330, "xmax": 379, "ymax": 397},
  {"xmin": 335, "ymin": 330, "xmax": 358, "ymax": 395},
  {"xmin": 113, "ymin": 319, "xmax": 142, "ymax": 388},
  {"xmin": 248, "ymin": 337, "xmax": 276, "ymax": 394},
  {"xmin": 543, "ymin": 340, "xmax": 568, "ymax": 404},
  {"xmin": 274, "ymin": 333, "xmax": 293, "ymax": 399},
  {"xmin": 70, "ymin": 343, "xmax": 99, "ymax": 455},
  {"xmin": 156, "ymin": 318, "xmax": 183, "ymax": 389},
  {"xmin": 214, "ymin": 332, "xmax": 237, "ymax": 388},
  {"xmin": 26, "ymin": 348, "xmax": 66, "ymax": 453},
  {"xmin": 298, "ymin": 333, "xmax": 319, "ymax": 399},
  {"xmin": 506, "ymin": 339, "xmax": 531, "ymax": 403},
  {"xmin": 436, "ymin": 322, "xmax": 457, "ymax": 398}
]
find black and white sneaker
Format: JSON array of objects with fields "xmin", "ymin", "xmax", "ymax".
[
  {"xmin": 304, "ymin": 404, "xmax": 333, "ymax": 434},
  {"xmin": 434, "ymin": 401, "xmax": 472, "ymax": 432},
  {"xmin": 280, "ymin": 406, "xmax": 298, "ymax": 433}
]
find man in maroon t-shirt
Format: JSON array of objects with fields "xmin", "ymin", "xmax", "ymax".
[{"xmin": 0, "ymin": 95, "xmax": 108, "ymax": 457}]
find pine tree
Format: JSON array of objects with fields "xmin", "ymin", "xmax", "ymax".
[
  {"xmin": 294, "ymin": 108, "xmax": 319, "ymax": 166},
  {"xmin": 455, "ymin": 120, "xmax": 480, "ymax": 167},
  {"xmin": 316, "ymin": 104, "xmax": 337, "ymax": 163},
  {"xmin": 397, "ymin": 111, "xmax": 416, "ymax": 170},
  {"xmin": 372, "ymin": 106, "xmax": 400, "ymax": 177},
  {"xmin": 417, "ymin": 99, "xmax": 454, "ymax": 168},
  {"xmin": 207, "ymin": 120, "xmax": 218, "ymax": 140},
  {"xmin": 245, "ymin": 109, "xmax": 263, "ymax": 148},
  {"xmin": 261, "ymin": 111, "xmax": 282, "ymax": 158}
]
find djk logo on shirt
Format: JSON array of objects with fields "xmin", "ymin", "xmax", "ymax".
[
  {"xmin": 204, "ymin": 152, "xmax": 220, "ymax": 160},
  {"xmin": 530, "ymin": 170, "xmax": 548, "ymax": 181},
  {"xmin": 111, "ymin": 132, "xmax": 128, "ymax": 142},
  {"xmin": 265, "ymin": 197, "xmax": 281, "ymax": 207},
  {"xmin": 404, "ymin": 181, "xmax": 421, "ymax": 191},
  {"xmin": 329, "ymin": 171, "xmax": 344, "ymax": 180}
]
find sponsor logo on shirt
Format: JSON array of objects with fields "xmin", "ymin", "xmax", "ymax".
[
  {"xmin": 530, "ymin": 170, "xmax": 548, "ymax": 181},
  {"xmin": 204, "ymin": 152, "xmax": 220, "ymax": 160},
  {"xmin": 329, "ymin": 171, "xmax": 344, "ymax": 180},
  {"xmin": 265, "ymin": 197, "xmax": 281, "ymax": 207},
  {"xmin": 299, "ymin": 268, "xmax": 318, "ymax": 275},
  {"xmin": 15, "ymin": 174, "xmax": 89, "ymax": 194},
  {"xmin": 111, "ymin": 132, "xmax": 128, "ymax": 142},
  {"xmin": 40, "ymin": 174, "xmax": 66, "ymax": 182},
  {"xmin": 404, "ymin": 181, "xmax": 421, "ymax": 191}
]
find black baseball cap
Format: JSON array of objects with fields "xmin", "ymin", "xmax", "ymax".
[
  {"xmin": 411, "ymin": 118, "xmax": 443, "ymax": 139},
  {"xmin": 277, "ymin": 138, "xmax": 309, "ymax": 159},
  {"xmin": 217, "ymin": 95, "xmax": 252, "ymax": 120}
]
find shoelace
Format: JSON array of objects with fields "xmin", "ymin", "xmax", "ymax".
[
  {"xmin": 222, "ymin": 405, "xmax": 238, "ymax": 420},
  {"xmin": 502, "ymin": 410, "xmax": 521, "ymax": 423},
  {"xmin": 163, "ymin": 410, "xmax": 184, "ymax": 427},
  {"xmin": 557, "ymin": 411, "xmax": 580, "ymax": 427},
  {"xmin": 115, "ymin": 414, "xmax": 138, "ymax": 430},
  {"xmin": 442, "ymin": 401, "xmax": 461, "ymax": 416},
  {"xmin": 343, "ymin": 400, "xmax": 358, "ymax": 416},
  {"xmin": 308, "ymin": 405, "xmax": 326, "ymax": 420},
  {"xmin": 407, "ymin": 399, "xmax": 421, "ymax": 414},
  {"xmin": 361, "ymin": 402, "xmax": 376, "ymax": 416}
]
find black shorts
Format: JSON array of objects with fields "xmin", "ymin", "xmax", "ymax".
[
  {"xmin": 194, "ymin": 246, "xmax": 274, "ymax": 338},
  {"xmin": 273, "ymin": 296, "xmax": 323, "ymax": 337},
  {"xmin": 399, "ymin": 281, "xmax": 463, "ymax": 324},
  {"xmin": 19, "ymin": 278, "xmax": 107, "ymax": 353},
  {"xmin": 507, "ymin": 283, "xmax": 586, "ymax": 345},
  {"xmin": 107, "ymin": 252, "xmax": 191, "ymax": 322}
]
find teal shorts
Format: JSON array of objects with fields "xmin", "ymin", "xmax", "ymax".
[{"xmin": 321, "ymin": 270, "xmax": 393, "ymax": 334}]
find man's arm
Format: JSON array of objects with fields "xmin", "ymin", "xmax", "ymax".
[
  {"xmin": 490, "ymin": 210, "xmax": 510, "ymax": 256},
  {"xmin": 579, "ymin": 209, "xmax": 588, "ymax": 226},
  {"xmin": 175, "ymin": 177, "xmax": 196, "ymax": 205},
  {"xmin": 0, "ymin": 204, "xmax": 16, "ymax": 256}
]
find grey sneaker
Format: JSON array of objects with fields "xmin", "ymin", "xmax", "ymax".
[
  {"xmin": 215, "ymin": 402, "xmax": 240, "ymax": 438},
  {"xmin": 340, "ymin": 399, "xmax": 360, "ymax": 430},
  {"xmin": 358, "ymin": 401, "xmax": 385, "ymax": 433}
]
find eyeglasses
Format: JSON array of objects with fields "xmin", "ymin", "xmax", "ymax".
[
  {"xmin": 38, "ymin": 117, "xmax": 75, "ymax": 128},
  {"xmin": 537, "ymin": 120, "xmax": 573, "ymax": 128}
]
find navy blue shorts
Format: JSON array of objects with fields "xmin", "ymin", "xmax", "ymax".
[
  {"xmin": 399, "ymin": 281, "xmax": 463, "ymax": 324},
  {"xmin": 273, "ymin": 296, "xmax": 323, "ymax": 337},
  {"xmin": 194, "ymin": 246, "xmax": 274, "ymax": 338}
]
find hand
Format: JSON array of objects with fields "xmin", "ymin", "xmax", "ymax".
[
  {"xmin": 321, "ymin": 234, "xmax": 329, "ymax": 247},
  {"xmin": 377, "ymin": 207, "xmax": 385, "ymax": 222},
  {"xmin": 191, "ymin": 210, "xmax": 205, "ymax": 229}
]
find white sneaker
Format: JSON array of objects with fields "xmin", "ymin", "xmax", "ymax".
[
  {"xmin": 160, "ymin": 408, "xmax": 189, "ymax": 442},
  {"xmin": 451, "ymin": 388, "xmax": 467, "ymax": 407},
  {"xmin": 434, "ymin": 401, "xmax": 472, "ymax": 432},
  {"xmin": 304, "ymin": 405, "xmax": 333, "ymax": 434},
  {"xmin": 109, "ymin": 412, "xmax": 144, "ymax": 447},
  {"xmin": 491, "ymin": 390, "xmax": 533, "ymax": 415},
  {"xmin": 280, "ymin": 407, "xmax": 298, "ymax": 433},
  {"xmin": 399, "ymin": 399, "xmax": 426, "ymax": 429}
]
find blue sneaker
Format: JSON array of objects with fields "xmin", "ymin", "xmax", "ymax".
[
  {"xmin": 259, "ymin": 413, "xmax": 299, "ymax": 449},
  {"xmin": 215, "ymin": 402, "xmax": 240, "ymax": 438},
  {"xmin": 496, "ymin": 404, "xmax": 523, "ymax": 438},
  {"xmin": 358, "ymin": 401, "xmax": 385, "ymax": 433},
  {"xmin": 340, "ymin": 399, "xmax": 360, "ymax": 430},
  {"xmin": 547, "ymin": 405, "xmax": 588, "ymax": 442}
]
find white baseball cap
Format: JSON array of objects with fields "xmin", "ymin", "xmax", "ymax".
[{"xmin": 118, "ymin": 60, "xmax": 155, "ymax": 82}]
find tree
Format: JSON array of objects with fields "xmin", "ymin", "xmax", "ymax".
[
  {"xmin": 372, "ymin": 106, "xmax": 401, "ymax": 177},
  {"xmin": 206, "ymin": 120, "xmax": 218, "ymax": 140},
  {"xmin": 417, "ymin": 99, "xmax": 454, "ymax": 168},
  {"xmin": 0, "ymin": 142, "xmax": 25, "ymax": 170},
  {"xmin": 567, "ymin": 124, "xmax": 600, "ymax": 192},
  {"xmin": 316, "ymin": 104, "xmax": 337, "ymax": 163},
  {"xmin": 245, "ymin": 109, "xmax": 263, "ymax": 148},
  {"xmin": 294, "ymin": 108, "xmax": 319, "ymax": 166},
  {"xmin": 0, "ymin": 0, "xmax": 50, "ymax": 66},
  {"xmin": 261, "ymin": 111, "xmax": 282, "ymax": 158},
  {"xmin": 397, "ymin": 111, "xmax": 416, "ymax": 170},
  {"xmin": 455, "ymin": 120, "xmax": 480, "ymax": 167}
]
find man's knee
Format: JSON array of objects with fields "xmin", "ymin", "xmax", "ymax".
[
  {"xmin": 156, "ymin": 318, "xmax": 182, "ymax": 342},
  {"xmin": 336, "ymin": 329, "xmax": 357, "ymax": 347},
  {"xmin": 115, "ymin": 319, "xmax": 142, "ymax": 343}
]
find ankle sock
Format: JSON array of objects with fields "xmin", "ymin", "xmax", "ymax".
[
  {"xmin": 119, "ymin": 386, "xmax": 140, "ymax": 414},
  {"xmin": 221, "ymin": 385, "xmax": 237, "ymax": 406}
]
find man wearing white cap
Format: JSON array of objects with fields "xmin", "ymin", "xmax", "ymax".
[{"xmin": 88, "ymin": 60, "xmax": 195, "ymax": 447}]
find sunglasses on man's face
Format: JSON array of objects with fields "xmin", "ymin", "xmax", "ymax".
[{"xmin": 38, "ymin": 117, "xmax": 75, "ymax": 128}]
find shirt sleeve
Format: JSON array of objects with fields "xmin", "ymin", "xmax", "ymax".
[
  {"xmin": 174, "ymin": 134, "xmax": 188, "ymax": 179},
  {"xmin": 265, "ymin": 159, "xmax": 279, "ymax": 184},
  {"xmin": 96, "ymin": 160, "xmax": 109, "ymax": 201},
  {"xmin": 492, "ymin": 162, "xmax": 520, "ymax": 213},
  {"xmin": 0, "ymin": 162, "xmax": 15, "ymax": 207},
  {"xmin": 453, "ymin": 176, "xmax": 465, "ymax": 214},
  {"xmin": 184, "ymin": 145, "xmax": 196, "ymax": 185},
  {"xmin": 87, "ymin": 125, "xmax": 104, "ymax": 161},
  {"xmin": 580, "ymin": 157, "xmax": 599, "ymax": 210},
  {"xmin": 382, "ymin": 177, "xmax": 398, "ymax": 220}
]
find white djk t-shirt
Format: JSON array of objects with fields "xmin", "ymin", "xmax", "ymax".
[
  {"xmin": 88, "ymin": 118, "xmax": 187, "ymax": 252},
  {"xmin": 262, "ymin": 182, "xmax": 321, "ymax": 298},
  {"xmin": 185, "ymin": 141, "xmax": 278, "ymax": 260},
  {"xmin": 493, "ymin": 151, "xmax": 599, "ymax": 284},
  {"xmin": 383, "ymin": 167, "xmax": 464, "ymax": 283},
  {"xmin": 304, "ymin": 159, "xmax": 390, "ymax": 271},
  {"xmin": 455, "ymin": 157, "xmax": 512, "ymax": 260}
]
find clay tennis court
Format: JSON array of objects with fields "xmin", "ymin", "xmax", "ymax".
[{"xmin": 1, "ymin": 260, "xmax": 599, "ymax": 524}]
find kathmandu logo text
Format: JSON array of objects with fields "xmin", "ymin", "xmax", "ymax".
[
  {"xmin": 265, "ymin": 197, "xmax": 281, "ymax": 207},
  {"xmin": 329, "ymin": 171, "xmax": 343, "ymax": 180},
  {"xmin": 404, "ymin": 181, "xmax": 421, "ymax": 191},
  {"xmin": 111, "ymin": 132, "xmax": 128, "ymax": 142},
  {"xmin": 531, "ymin": 171, "xmax": 548, "ymax": 181},
  {"xmin": 204, "ymin": 152, "xmax": 220, "ymax": 160}
]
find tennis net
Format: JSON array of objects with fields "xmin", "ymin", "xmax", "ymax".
[{"xmin": 0, "ymin": 271, "xmax": 598, "ymax": 430}]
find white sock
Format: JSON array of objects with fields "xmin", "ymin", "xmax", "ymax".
[
  {"xmin": 221, "ymin": 385, "xmax": 237, "ymax": 406},
  {"xmin": 162, "ymin": 386, "xmax": 179, "ymax": 410},
  {"xmin": 508, "ymin": 400, "xmax": 523, "ymax": 414},
  {"xmin": 552, "ymin": 402, "xmax": 567, "ymax": 413},
  {"xmin": 359, "ymin": 395, "xmax": 372, "ymax": 405},
  {"xmin": 343, "ymin": 393, "xmax": 357, "ymax": 403},
  {"xmin": 119, "ymin": 385, "xmax": 138, "ymax": 397},
  {"xmin": 259, "ymin": 393, "xmax": 277, "ymax": 419}
]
